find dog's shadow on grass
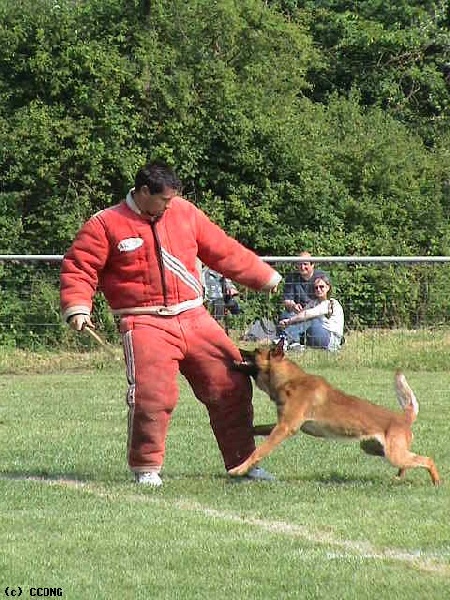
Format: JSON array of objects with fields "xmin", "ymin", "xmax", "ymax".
[
  {"xmin": 281, "ymin": 470, "xmax": 392, "ymax": 487},
  {"xmin": 0, "ymin": 469, "xmax": 419, "ymax": 489}
]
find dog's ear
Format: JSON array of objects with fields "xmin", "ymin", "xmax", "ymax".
[{"xmin": 270, "ymin": 338, "xmax": 285, "ymax": 360}]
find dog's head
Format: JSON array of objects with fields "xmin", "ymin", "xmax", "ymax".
[{"xmin": 234, "ymin": 339, "xmax": 286, "ymax": 394}]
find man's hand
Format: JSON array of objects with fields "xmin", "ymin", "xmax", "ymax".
[
  {"xmin": 284, "ymin": 299, "xmax": 296, "ymax": 310},
  {"xmin": 263, "ymin": 272, "xmax": 282, "ymax": 294},
  {"xmin": 284, "ymin": 299, "xmax": 302, "ymax": 312},
  {"xmin": 68, "ymin": 314, "xmax": 94, "ymax": 331}
]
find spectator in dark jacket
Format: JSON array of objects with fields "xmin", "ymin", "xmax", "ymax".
[{"xmin": 280, "ymin": 250, "xmax": 328, "ymax": 345}]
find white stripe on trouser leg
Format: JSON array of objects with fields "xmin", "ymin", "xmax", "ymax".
[{"xmin": 122, "ymin": 330, "xmax": 136, "ymax": 466}]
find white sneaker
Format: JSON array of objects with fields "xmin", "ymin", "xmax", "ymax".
[{"xmin": 135, "ymin": 471, "xmax": 163, "ymax": 487}]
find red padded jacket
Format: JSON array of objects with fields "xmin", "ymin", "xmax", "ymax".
[{"xmin": 60, "ymin": 193, "xmax": 281, "ymax": 321}]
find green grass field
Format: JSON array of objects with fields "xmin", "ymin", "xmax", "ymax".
[{"xmin": 1, "ymin": 333, "xmax": 449, "ymax": 599}]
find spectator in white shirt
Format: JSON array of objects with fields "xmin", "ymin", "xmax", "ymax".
[{"xmin": 278, "ymin": 274, "xmax": 344, "ymax": 351}]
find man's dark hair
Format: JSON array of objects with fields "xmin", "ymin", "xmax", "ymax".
[{"xmin": 134, "ymin": 161, "xmax": 182, "ymax": 193}]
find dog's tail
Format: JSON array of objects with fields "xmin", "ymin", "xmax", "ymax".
[{"xmin": 395, "ymin": 370, "xmax": 419, "ymax": 424}]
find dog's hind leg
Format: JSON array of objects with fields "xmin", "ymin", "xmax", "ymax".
[
  {"xmin": 384, "ymin": 432, "xmax": 440, "ymax": 486},
  {"xmin": 393, "ymin": 452, "xmax": 440, "ymax": 486},
  {"xmin": 396, "ymin": 468, "xmax": 406, "ymax": 480}
]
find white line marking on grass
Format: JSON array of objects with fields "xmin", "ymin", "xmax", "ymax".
[
  {"xmin": 2, "ymin": 474, "xmax": 448, "ymax": 575},
  {"xmin": 171, "ymin": 499, "xmax": 449, "ymax": 575},
  {"xmin": 1, "ymin": 474, "xmax": 87, "ymax": 487}
]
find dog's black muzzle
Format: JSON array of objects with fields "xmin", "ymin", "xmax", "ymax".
[{"xmin": 232, "ymin": 349, "xmax": 259, "ymax": 378}]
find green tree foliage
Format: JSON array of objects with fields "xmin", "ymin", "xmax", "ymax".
[
  {"xmin": 0, "ymin": 0, "xmax": 449, "ymax": 346},
  {"xmin": 0, "ymin": 0, "xmax": 146, "ymax": 252},
  {"xmin": 274, "ymin": 1, "xmax": 450, "ymax": 141}
]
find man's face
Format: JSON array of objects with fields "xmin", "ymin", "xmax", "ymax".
[
  {"xmin": 297, "ymin": 260, "xmax": 314, "ymax": 280},
  {"xmin": 139, "ymin": 185, "xmax": 177, "ymax": 219}
]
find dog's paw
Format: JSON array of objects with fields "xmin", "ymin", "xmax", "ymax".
[{"xmin": 228, "ymin": 465, "xmax": 248, "ymax": 477}]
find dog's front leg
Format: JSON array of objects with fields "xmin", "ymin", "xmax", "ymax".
[{"xmin": 228, "ymin": 423, "xmax": 292, "ymax": 476}]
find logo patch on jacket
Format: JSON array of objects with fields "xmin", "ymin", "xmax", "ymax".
[{"xmin": 117, "ymin": 237, "xmax": 144, "ymax": 252}]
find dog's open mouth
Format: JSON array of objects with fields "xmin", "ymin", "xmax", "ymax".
[
  {"xmin": 234, "ymin": 359, "xmax": 251, "ymax": 367},
  {"xmin": 232, "ymin": 359, "xmax": 258, "ymax": 377}
]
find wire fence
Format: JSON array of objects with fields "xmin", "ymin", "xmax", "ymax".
[
  {"xmin": 236, "ymin": 255, "xmax": 450, "ymax": 331},
  {"xmin": 0, "ymin": 256, "xmax": 449, "ymax": 360}
]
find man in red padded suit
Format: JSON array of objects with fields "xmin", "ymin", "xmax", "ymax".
[{"xmin": 60, "ymin": 161, "xmax": 281, "ymax": 486}]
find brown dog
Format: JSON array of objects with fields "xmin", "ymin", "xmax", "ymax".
[{"xmin": 229, "ymin": 341, "xmax": 440, "ymax": 485}]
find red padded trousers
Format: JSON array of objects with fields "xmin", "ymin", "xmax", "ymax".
[{"xmin": 120, "ymin": 306, "xmax": 255, "ymax": 473}]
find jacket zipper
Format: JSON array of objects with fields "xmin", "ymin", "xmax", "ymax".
[{"xmin": 150, "ymin": 220, "xmax": 168, "ymax": 306}]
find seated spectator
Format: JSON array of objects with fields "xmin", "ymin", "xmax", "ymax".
[
  {"xmin": 280, "ymin": 250, "xmax": 328, "ymax": 344},
  {"xmin": 278, "ymin": 274, "xmax": 344, "ymax": 351},
  {"xmin": 202, "ymin": 266, "xmax": 241, "ymax": 322}
]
